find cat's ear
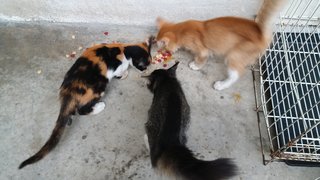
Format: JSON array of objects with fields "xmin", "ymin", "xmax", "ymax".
[
  {"xmin": 144, "ymin": 36, "xmax": 155, "ymax": 47},
  {"xmin": 109, "ymin": 47, "xmax": 121, "ymax": 57},
  {"xmin": 167, "ymin": 61, "xmax": 179, "ymax": 77},
  {"xmin": 144, "ymin": 36, "xmax": 155, "ymax": 54},
  {"xmin": 156, "ymin": 17, "xmax": 168, "ymax": 29},
  {"xmin": 158, "ymin": 32, "xmax": 175, "ymax": 47}
]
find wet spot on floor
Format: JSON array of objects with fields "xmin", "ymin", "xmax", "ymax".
[{"xmin": 82, "ymin": 135, "xmax": 87, "ymax": 140}]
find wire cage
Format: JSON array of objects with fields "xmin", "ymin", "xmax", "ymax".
[{"xmin": 253, "ymin": 0, "xmax": 320, "ymax": 165}]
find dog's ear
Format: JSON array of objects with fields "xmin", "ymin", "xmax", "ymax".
[
  {"xmin": 156, "ymin": 17, "xmax": 168, "ymax": 29},
  {"xmin": 158, "ymin": 32, "xmax": 175, "ymax": 46},
  {"xmin": 157, "ymin": 37, "xmax": 169, "ymax": 47}
]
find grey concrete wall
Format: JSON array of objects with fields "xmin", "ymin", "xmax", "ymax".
[{"xmin": 0, "ymin": 0, "xmax": 261, "ymax": 25}]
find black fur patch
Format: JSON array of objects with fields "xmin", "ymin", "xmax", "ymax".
[
  {"xmin": 95, "ymin": 46, "xmax": 122, "ymax": 71},
  {"xmin": 145, "ymin": 65, "xmax": 238, "ymax": 180},
  {"xmin": 124, "ymin": 46, "xmax": 150, "ymax": 71},
  {"xmin": 78, "ymin": 98, "xmax": 100, "ymax": 115},
  {"xmin": 61, "ymin": 57, "xmax": 108, "ymax": 94},
  {"xmin": 74, "ymin": 87, "xmax": 86, "ymax": 95}
]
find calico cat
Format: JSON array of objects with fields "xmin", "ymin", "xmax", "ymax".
[
  {"xmin": 18, "ymin": 37, "xmax": 154, "ymax": 169},
  {"xmin": 144, "ymin": 62, "xmax": 237, "ymax": 180},
  {"xmin": 155, "ymin": 0, "xmax": 287, "ymax": 90}
]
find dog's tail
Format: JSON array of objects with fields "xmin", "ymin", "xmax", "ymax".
[
  {"xmin": 19, "ymin": 96, "xmax": 76, "ymax": 169},
  {"xmin": 156, "ymin": 145, "xmax": 237, "ymax": 180},
  {"xmin": 255, "ymin": 0, "xmax": 287, "ymax": 34}
]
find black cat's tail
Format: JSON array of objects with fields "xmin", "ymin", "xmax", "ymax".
[
  {"xmin": 18, "ymin": 96, "xmax": 76, "ymax": 169},
  {"xmin": 156, "ymin": 145, "xmax": 238, "ymax": 180}
]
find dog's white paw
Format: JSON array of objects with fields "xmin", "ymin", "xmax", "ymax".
[
  {"xmin": 189, "ymin": 61, "xmax": 200, "ymax": 70},
  {"xmin": 90, "ymin": 102, "xmax": 106, "ymax": 115},
  {"xmin": 213, "ymin": 81, "xmax": 227, "ymax": 91}
]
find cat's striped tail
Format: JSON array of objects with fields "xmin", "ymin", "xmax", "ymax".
[
  {"xmin": 18, "ymin": 97, "xmax": 75, "ymax": 169},
  {"xmin": 156, "ymin": 145, "xmax": 237, "ymax": 180}
]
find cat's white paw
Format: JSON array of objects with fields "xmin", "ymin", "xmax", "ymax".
[
  {"xmin": 120, "ymin": 70, "xmax": 128, "ymax": 80},
  {"xmin": 90, "ymin": 102, "xmax": 106, "ymax": 115},
  {"xmin": 189, "ymin": 61, "xmax": 200, "ymax": 70},
  {"xmin": 213, "ymin": 81, "xmax": 227, "ymax": 91},
  {"xmin": 144, "ymin": 134, "xmax": 150, "ymax": 151}
]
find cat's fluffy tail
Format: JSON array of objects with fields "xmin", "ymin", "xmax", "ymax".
[
  {"xmin": 255, "ymin": 0, "xmax": 287, "ymax": 34},
  {"xmin": 18, "ymin": 97, "xmax": 75, "ymax": 169},
  {"xmin": 156, "ymin": 145, "xmax": 237, "ymax": 180}
]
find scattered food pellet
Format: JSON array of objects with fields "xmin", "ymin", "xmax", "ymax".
[
  {"xmin": 71, "ymin": 35, "xmax": 76, "ymax": 39},
  {"xmin": 104, "ymin": 32, "xmax": 109, "ymax": 36},
  {"xmin": 153, "ymin": 48, "xmax": 173, "ymax": 65},
  {"xmin": 78, "ymin": 46, "xmax": 83, "ymax": 51},
  {"xmin": 233, "ymin": 93, "xmax": 242, "ymax": 103},
  {"xmin": 66, "ymin": 54, "xmax": 70, "ymax": 58},
  {"xmin": 163, "ymin": 64, "xmax": 167, "ymax": 68},
  {"xmin": 37, "ymin": 70, "xmax": 42, "ymax": 74}
]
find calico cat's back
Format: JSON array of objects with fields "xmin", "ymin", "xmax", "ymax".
[{"xmin": 19, "ymin": 38, "xmax": 154, "ymax": 169}]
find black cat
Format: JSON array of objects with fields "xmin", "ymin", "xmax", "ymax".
[{"xmin": 144, "ymin": 62, "xmax": 237, "ymax": 180}]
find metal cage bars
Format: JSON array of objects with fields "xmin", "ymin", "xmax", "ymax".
[{"xmin": 254, "ymin": 0, "xmax": 320, "ymax": 164}]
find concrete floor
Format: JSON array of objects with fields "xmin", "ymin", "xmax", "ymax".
[{"xmin": 0, "ymin": 22, "xmax": 319, "ymax": 180}]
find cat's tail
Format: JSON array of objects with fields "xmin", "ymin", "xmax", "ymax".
[
  {"xmin": 156, "ymin": 145, "xmax": 237, "ymax": 180},
  {"xmin": 255, "ymin": 0, "xmax": 287, "ymax": 34},
  {"xmin": 18, "ymin": 96, "xmax": 76, "ymax": 169}
]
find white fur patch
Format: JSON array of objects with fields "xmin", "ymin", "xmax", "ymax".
[
  {"xmin": 189, "ymin": 61, "xmax": 201, "ymax": 70},
  {"xmin": 144, "ymin": 134, "xmax": 150, "ymax": 151},
  {"xmin": 106, "ymin": 70, "xmax": 114, "ymax": 80},
  {"xmin": 214, "ymin": 69, "xmax": 239, "ymax": 90},
  {"xmin": 90, "ymin": 102, "xmax": 105, "ymax": 115},
  {"xmin": 114, "ymin": 57, "xmax": 130, "ymax": 76},
  {"xmin": 106, "ymin": 57, "xmax": 130, "ymax": 80}
]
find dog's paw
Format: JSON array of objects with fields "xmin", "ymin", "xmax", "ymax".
[{"xmin": 213, "ymin": 81, "xmax": 227, "ymax": 91}]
